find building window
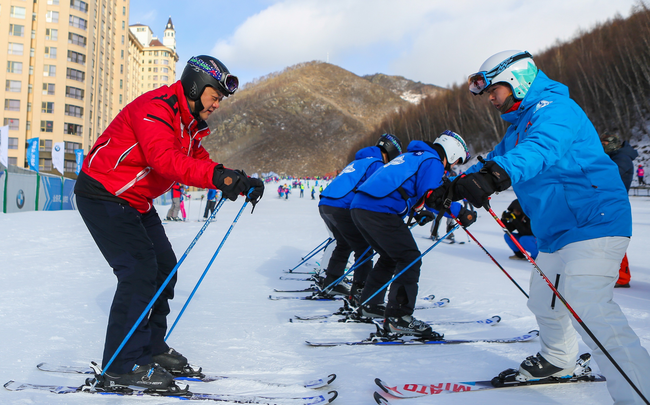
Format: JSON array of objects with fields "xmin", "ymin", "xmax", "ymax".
[
  {"xmin": 42, "ymin": 102, "xmax": 54, "ymax": 113},
  {"xmin": 161, "ymin": 59, "xmax": 169, "ymax": 65},
  {"xmin": 119, "ymin": 94, "xmax": 122, "ymax": 104},
  {"xmin": 69, "ymin": 15, "xmax": 88, "ymax": 30},
  {"xmin": 4, "ymin": 99, "xmax": 20, "ymax": 111},
  {"xmin": 120, "ymin": 64, "xmax": 123, "ymax": 74},
  {"xmin": 10, "ymin": 6, "xmax": 26, "ymax": 19},
  {"xmin": 161, "ymin": 67, "xmax": 169, "ymax": 73},
  {"xmin": 45, "ymin": 28, "xmax": 58, "ymax": 40},
  {"xmin": 161, "ymin": 75, "xmax": 168, "ymax": 82},
  {"xmin": 122, "ymin": 21, "xmax": 125, "ymax": 29},
  {"xmin": 9, "ymin": 24, "xmax": 25, "ymax": 37},
  {"xmin": 119, "ymin": 79, "xmax": 123, "ymax": 89},
  {"xmin": 121, "ymin": 49, "xmax": 124, "ymax": 59},
  {"xmin": 5, "ymin": 80, "xmax": 21, "ymax": 92},
  {"xmin": 67, "ymin": 50, "xmax": 86, "ymax": 65},
  {"xmin": 40, "ymin": 121, "xmax": 54, "ymax": 132},
  {"xmin": 42, "ymin": 83, "xmax": 55, "ymax": 95},
  {"xmin": 40, "ymin": 139, "xmax": 53, "ymax": 151},
  {"xmin": 65, "ymin": 104, "xmax": 83, "ymax": 118},
  {"xmin": 70, "ymin": 0, "xmax": 89, "ymax": 13},
  {"xmin": 65, "ymin": 86, "xmax": 84, "ymax": 100},
  {"xmin": 26, "ymin": 121, "xmax": 30, "ymax": 131},
  {"xmin": 7, "ymin": 61, "xmax": 23, "ymax": 74},
  {"xmin": 121, "ymin": 35, "xmax": 124, "ymax": 44},
  {"xmin": 64, "ymin": 123, "xmax": 83, "ymax": 135},
  {"xmin": 3, "ymin": 118, "xmax": 20, "ymax": 130},
  {"xmin": 8, "ymin": 43, "xmax": 24, "ymax": 55},
  {"xmin": 8, "ymin": 138, "xmax": 19, "ymax": 150},
  {"xmin": 66, "ymin": 68, "xmax": 85, "ymax": 82},
  {"xmin": 43, "ymin": 64, "xmax": 56, "ymax": 77},
  {"xmin": 44, "ymin": 46, "xmax": 57, "ymax": 58},
  {"xmin": 40, "ymin": 158, "xmax": 53, "ymax": 172},
  {"xmin": 153, "ymin": 67, "xmax": 158, "ymax": 73},
  {"xmin": 47, "ymin": 0, "xmax": 60, "ymax": 5},
  {"xmin": 46, "ymin": 11, "xmax": 59, "ymax": 23},
  {"xmin": 68, "ymin": 32, "xmax": 86, "ymax": 47},
  {"xmin": 64, "ymin": 141, "xmax": 82, "ymax": 153},
  {"xmin": 153, "ymin": 75, "xmax": 158, "ymax": 81}
]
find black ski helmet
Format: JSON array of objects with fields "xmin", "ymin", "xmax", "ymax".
[
  {"xmin": 180, "ymin": 56, "xmax": 239, "ymax": 115},
  {"xmin": 376, "ymin": 133, "xmax": 403, "ymax": 161}
]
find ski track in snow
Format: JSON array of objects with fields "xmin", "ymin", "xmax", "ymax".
[{"xmin": 0, "ymin": 186, "xmax": 648, "ymax": 404}]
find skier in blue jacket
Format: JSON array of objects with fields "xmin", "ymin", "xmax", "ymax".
[
  {"xmin": 456, "ymin": 50, "xmax": 650, "ymax": 404},
  {"xmin": 351, "ymin": 131, "xmax": 477, "ymax": 337},
  {"xmin": 318, "ymin": 134, "xmax": 403, "ymax": 296}
]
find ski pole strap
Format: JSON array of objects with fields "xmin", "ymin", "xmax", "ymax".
[{"xmin": 166, "ymin": 199, "xmax": 249, "ymax": 341}]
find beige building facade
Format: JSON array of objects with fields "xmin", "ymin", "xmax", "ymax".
[{"xmin": 0, "ymin": 0, "xmax": 178, "ymax": 177}]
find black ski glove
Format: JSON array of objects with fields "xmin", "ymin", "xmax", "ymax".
[
  {"xmin": 246, "ymin": 177, "xmax": 265, "ymax": 206},
  {"xmin": 457, "ymin": 205, "xmax": 477, "ymax": 227},
  {"xmin": 424, "ymin": 180, "xmax": 452, "ymax": 211},
  {"xmin": 413, "ymin": 210, "xmax": 435, "ymax": 226},
  {"xmin": 212, "ymin": 165, "xmax": 250, "ymax": 201},
  {"xmin": 453, "ymin": 160, "xmax": 511, "ymax": 208}
]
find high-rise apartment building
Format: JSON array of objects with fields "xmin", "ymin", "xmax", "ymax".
[{"xmin": 0, "ymin": 1, "xmax": 178, "ymax": 177}]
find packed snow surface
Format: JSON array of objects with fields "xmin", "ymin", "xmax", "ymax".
[{"xmin": 0, "ymin": 186, "xmax": 648, "ymax": 404}]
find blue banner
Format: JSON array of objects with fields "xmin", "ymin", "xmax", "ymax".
[
  {"xmin": 62, "ymin": 178, "xmax": 75, "ymax": 210},
  {"xmin": 41, "ymin": 176, "xmax": 63, "ymax": 211},
  {"xmin": 74, "ymin": 149, "xmax": 84, "ymax": 175},
  {"xmin": 26, "ymin": 137, "xmax": 39, "ymax": 172}
]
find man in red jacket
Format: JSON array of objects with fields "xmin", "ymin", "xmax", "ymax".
[{"xmin": 74, "ymin": 55, "xmax": 264, "ymax": 393}]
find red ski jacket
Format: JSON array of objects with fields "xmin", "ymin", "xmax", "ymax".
[{"xmin": 80, "ymin": 81, "xmax": 218, "ymax": 213}]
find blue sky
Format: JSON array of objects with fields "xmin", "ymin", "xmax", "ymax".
[{"xmin": 129, "ymin": 0, "xmax": 639, "ymax": 88}]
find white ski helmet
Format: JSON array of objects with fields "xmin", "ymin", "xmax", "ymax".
[
  {"xmin": 468, "ymin": 50, "xmax": 538, "ymax": 100},
  {"xmin": 434, "ymin": 130, "xmax": 470, "ymax": 165}
]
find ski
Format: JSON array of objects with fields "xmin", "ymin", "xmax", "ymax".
[
  {"xmin": 293, "ymin": 298, "xmax": 449, "ymax": 320},
  {"xmin": 305, "ymin": 329, "xmax": 538, "ymax": 347},
  {"xmin": 269, "ymin": 295, "xmax": 345, "ymax": 301},
  {"xmin": 291, "ymin": 315, "xmax": 501, "ymax": 326},
  {"xmin": 283, "ymin": 269, "xmax": 320, "ymax": 274},
  {"xmin": 274, "ymin": 287, "xmax": 319, "ymax": 293},
  {"xmin": 279, "ymin": 276, "xmax": 320, "ymax": 281},
  {"xmin": 4, "ymin": 381, "xmax": 338, "ymax": 405},
  {"xmin": 36, "ymin": 363, "xmax": 336, "ymax": 389},
  {"xmin": 373, "ymin": 353, "xmax": 604, "ymax": 400}
]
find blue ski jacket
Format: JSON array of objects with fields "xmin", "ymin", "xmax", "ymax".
[
  {"xmin": 351, "ymin": 141, "xmax": 461, "ymax": 218},
  {"xmin": 319, "ymin": 146, "xmax": 384, "ymax": 209},
  {"xmin": 465, "ymin": 70, "xmax": 631, "ymax": 253}
]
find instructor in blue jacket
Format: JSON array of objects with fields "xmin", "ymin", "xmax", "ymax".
[{"xmin": 456, "ymin": 50, "xmax": 650, "ymax": 404}]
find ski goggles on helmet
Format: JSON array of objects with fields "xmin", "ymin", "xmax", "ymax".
[
  {"xmin": 467, "ymin": 51, "xmax": 533, "ymax": 95},
  {"xmin": 187, "ymin": 57, "xmax": 239, "ymax": 94}
]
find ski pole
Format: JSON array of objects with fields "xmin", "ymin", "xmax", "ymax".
[
  {"xmin": 483, "ymin": 200, "xmax": 649, "ymax": 405},
  {"xmin": 361, "ymin": 224, "xmax": 460, "ymax": 307},
  {"xmin": 99, "ymin": 196, "xmax": 227, "ymax": 378},
  {"xmin": 287, "ymin": 237, "xmax": 336, "ymax": 273},
  {"xmin": 450, "ymin": 212, "xmax": 528, "ymax": 299},
  {"xmin": 165, "ymin": 198, "xmax": 249, "ymax": 340},
  {"xmin": 321, "ymin": 224, "xmax": 417, "ymax": 293},
  {"xmin": 301, "ymin": 237, "xmax": 334, "ymax": 261},
  {"xmin": 321, "ymin": 246, "xmax": 375, "ymax": 293}
]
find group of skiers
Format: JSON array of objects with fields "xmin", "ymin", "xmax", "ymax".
[
  {"xmin": 316, "ymin": 50, "xmax": 649, "ymax": 404},
  {"xmin": 70, "ymin": 48, "xmax": 649, "ymax": 404}
]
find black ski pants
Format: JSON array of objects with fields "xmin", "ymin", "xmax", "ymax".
[
  {"xmin": 319, "ymin": 205, "xmax": 373, "ymax": 287},
  {"xmin": 351, "ymin": 208, "xmax": 422, "ymax": 318},
  {"xmin": 77, "ymin": 195, "xmax": 176, "ymax": 375},
  {"xmin": 203, "ymin": 199, "xmax": 216, "ymax": 219}
]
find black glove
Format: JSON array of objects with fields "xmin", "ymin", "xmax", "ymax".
[
  {"xmin": 453, "ymin": 160, "xmax": 511, "ymax": 208},
  {"xmin": 457, "ymin": 205, "xmax": 477, "ymax": 227},
  {"xmin": 424, "ymin": 181, "xmax": 452, "ymax": 211},
  {"xmin": 501, "ymin": 210, "xmax": 515, "ymax": 224},
  {"xmin": 246, "ymin": 177, "xmax": 265, "ymax": 205},
  {"xmin": 212, "ymin": 165, "xmax": 250, "ymax": 201},
  {"xmin": 413, "ymin": 210, "xmax": 435, "ymax": 226}
]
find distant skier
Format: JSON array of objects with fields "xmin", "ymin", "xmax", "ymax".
[
  {"xmin": 203, "ymin": 188, "xmax": 217, "ymax": 221},
  {"xmin": 637, "ymin": 164, "xmax": 645, "ymax": 185}
]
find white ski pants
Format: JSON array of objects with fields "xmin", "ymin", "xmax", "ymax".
[{"xmin": 528, "ymin": 237, "xmax": 650, "ymax": 405}]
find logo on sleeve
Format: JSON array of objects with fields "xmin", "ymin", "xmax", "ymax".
[{"xmin": 535, "ymin": 100, "xmax": 552, "ymax": 112}]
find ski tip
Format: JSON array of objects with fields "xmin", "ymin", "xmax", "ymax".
[
  {"xmin": 326, "ymin": 390, "xmax": 338, "ymax": 403},
  {"xmin": 491, "ymin": 315, "xmax": 502, "ymax": 324},
  {"xmin": 373, "ymin": 391, "xmax": 391, "ymax": 405},
  {"xmin": 440, "ymin": 298, "xmax": 450, "ymax": 304},
  {"xmin": 528, "ymin": 329, "xmax": 540, "ymax": 336},
  {"xmin": 326, "ymin": 374, "xmax": 337, "ymax": 385},
  {"xmin": 374, "ymin": 378, "xmax": 389, "ymax": 393},
  {"xmin": 4, "ymin": 380, "xmax": 16, "ymax": 390},
  {"xmin": 289, "ymin": 318, "xmax": 294, "ymax": 323}
]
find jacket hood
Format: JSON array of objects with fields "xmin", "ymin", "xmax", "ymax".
[
  {"xmin": 355, "ymin": 146, "xmax": 384, "ymax": 160},
  {"xmin": 407, "ymin": 140, "xmax": 435, "ymax": 154},
  {"xmin": 501, "ymin": 70, "xmax": 568, "ymax": 123},
  {"xmin": 616, "ymin": 141, "xmax": 639, "ymax": 161}
]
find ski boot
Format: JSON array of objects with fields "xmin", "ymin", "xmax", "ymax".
[
  {"xmin": 491, "ymin": 353, "xmax": 596, "ymax": 387},
  {"xmin": 384, "ymin": 314, "xmax": 441, "ymax": 338},
  {"xmin": 153, "ymin": 348, "xmax": 203, "ymax": 378},
  {"xmin": 517, "ymin": 352, "xmax": 575, "ymax": 380},
  {"xmin": 83, "ymin": 361, "xmax": 189, "ymax": 396}
]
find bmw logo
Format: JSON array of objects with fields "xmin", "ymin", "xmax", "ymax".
[
  {"xmin": 16, "ymin": 189, "xmax": 25, "ymax": 209},
  {"xmin": 54, "ymin": 145, "xmax": 61, "ymax": 152}
]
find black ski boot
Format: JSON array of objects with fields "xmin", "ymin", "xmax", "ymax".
[
  {"xmin": 87, "ymin": 362, "xmax": 188, "ymax": 395},
  {"xmin": 518, "ymin": 353, "xmax": 575, "ymax": 380},
  {"xmin": 153, "ymin": 348, "xmax": 203, "ymax": 378},
  {"xmin": 384, "ymin": 314, "xmax": 442, "ymax": 338}
]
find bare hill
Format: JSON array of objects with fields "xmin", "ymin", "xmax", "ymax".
[{"xmin": 203, "ymin": 61, "xmax": 442, "ymax": 177}]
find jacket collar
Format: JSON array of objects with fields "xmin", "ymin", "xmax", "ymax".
[
  {"xmin": 171, "ymin": 81, "xmax": 209, "ymax": 138},
  {"xmin": 500, "ymin": 70, "xmax": 568, "ymax": 124}
]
